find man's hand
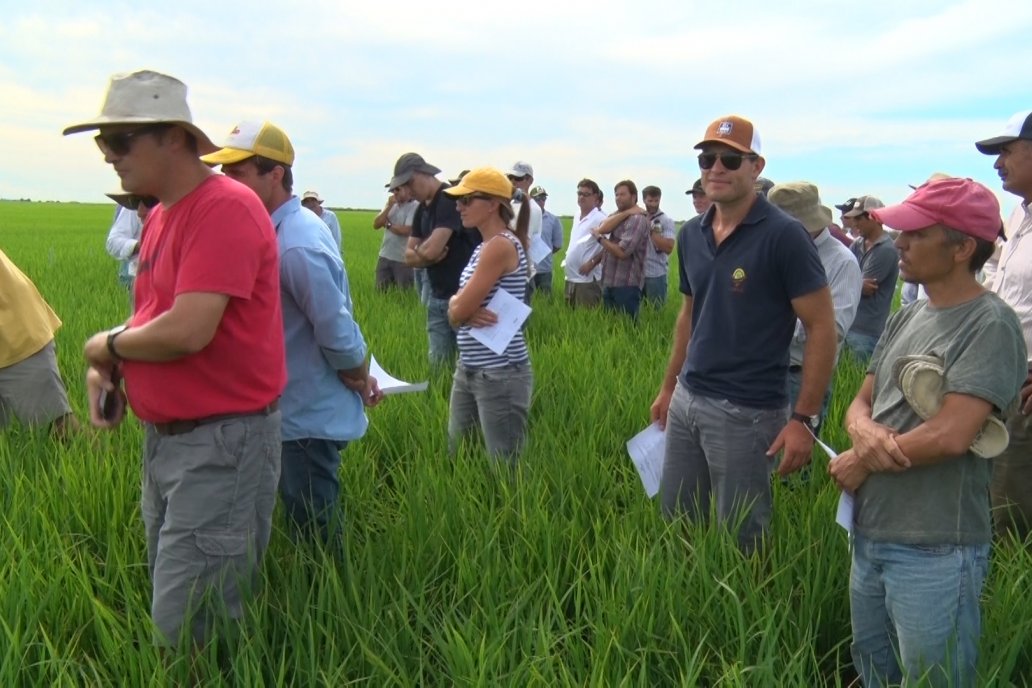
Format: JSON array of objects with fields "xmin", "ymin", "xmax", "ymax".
[
  {"xmin": 861, "ymin": 278, "xmax": 878, "ymax": 296},
  {"xmin": 578, "ymin": 257, "xmax": 597, "ymax": 276},
  {"xmin": 84, "ymin": 330, "xmax": 117, "ymax": 375},
  {"xmin": 650, "ymin": 388, "xmax": 674, "ymax": 431},
  {"xmin": 767, "ymin": 420, "xmax": 815, "ymax": 476},
  {"xmin": 847, "ymin": 415, "xmax": 911, "ymax": 472},
  {"xmin": 86, "ymin": 366, "xmax": 126, "ymax": 428},
  {"xmin": 829, "ymin": 448, "xmax": 870, "ymax": 493},
  {"xmin": 337, "ymin": 371, "xmax": 384, "ymax": 407}
]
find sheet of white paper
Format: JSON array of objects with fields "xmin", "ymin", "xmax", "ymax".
[
  {"xmin": 369, "ymin": 355, "xmax": 428, "ymax": 395},
  {"xmin": 468, "ymin": 289, "xmax": 532, "ymax": 355},
  {"xmin": 529, "ymin": 235, "xmax": 552, "ymax": 264},
  {"xmin": 812, "ymin": 436, "xmax": 854, "ymax": 534},
  {"xmin": 626, "ymin": 423, "xmax": 666, "ymax": 498}
]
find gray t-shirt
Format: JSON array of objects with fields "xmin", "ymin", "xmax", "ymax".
[
  {"xmin": 855, "ymin": 292, "xmax": 1026, "ymax": 545},
  {"xmin": 644, "ymin": 211, "xmax": 677, "ymax": 278},
  {"xmin": 848, "ymin": 234, "xmax": 899, "ymax": 337},
  {"xmin": 379, "ymin": 200, "xmax": 419, "ymax": 262}
]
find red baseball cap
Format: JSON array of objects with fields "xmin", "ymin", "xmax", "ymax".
[{"xmin": 870, "ymin": 177, "xmax": 1001, "ymax": 242}]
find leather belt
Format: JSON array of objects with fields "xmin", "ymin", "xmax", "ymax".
[{"xmin": 153, "ymin": 400, "xmax": 279, "ymax": 436}]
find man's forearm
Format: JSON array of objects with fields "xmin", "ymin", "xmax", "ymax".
[
  {"xmin": 795, "ymin": 319, "xmax": 836, "ymax": 414},
  {"xmin": 661, "ymin": 301, "xmax": 693, "ymax": 393}
]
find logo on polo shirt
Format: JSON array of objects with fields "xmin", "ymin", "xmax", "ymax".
[
  {"xmin": 731, "ymin": 267, "xmax": 747, "ymax": 293},
  {"xmin": 718, "ymin": 121, "xmax": 733, "ymax": 136}
]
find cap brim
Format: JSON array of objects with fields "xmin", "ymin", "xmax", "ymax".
[
  {"xmin": 693, "ymin": 138, "xmax": 754, "ymax": 154},
  {"xmin": 387, "ymin": 171, "xmax": 414, "ymax": 190},
  {"xmin": 63, "ymin": 118, "xmax": 217, "ymax": 155},
  {"xmin": 870, "ymin": 203, "xmax": 938, "ymax": 232},
  {"xmin": 443, "ymin": 182, "xmax": 475, "ymax": 197},
  {"xmin": 974, "ymin": 136, "xmax": 1016, "ymax": 155},
  {"xmin": 200, "ymin": 147, "xmax": 258, "ymax": 165}
]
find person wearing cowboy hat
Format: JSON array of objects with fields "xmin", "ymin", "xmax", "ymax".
[
  {"xmin": 104, "ymin": 192, "xmax": 157, "ymax": 307},
  {"xmin": 300, "ymin": 191, "xmax": 342, "ymax": 252},
  {"xmin": 70, "ymin": 70, "xmax": 287, "ymax": 648},
  {"xmin": 830, "ymin": 177, "xmax": 1027, "ymax": 687}
]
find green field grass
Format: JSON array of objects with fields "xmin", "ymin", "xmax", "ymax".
[{"xmin": 1, "ymin": 200, "xmax": 1029, "ymax": 686}]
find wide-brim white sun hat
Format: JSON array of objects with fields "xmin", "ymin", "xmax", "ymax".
[
  {"xmin": 63, "ymin": 70, "xmax": 217, "ymax": 155},
  {"xmin": 892, "ymin": 354, "xmax": 1009, "ymax": 459}
]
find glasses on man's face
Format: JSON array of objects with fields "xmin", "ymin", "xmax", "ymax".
[
  {"xmin": 576, "ymin": 191, "xmax": 595, "ymax": 198},
  {"xmin": 697, "ymin": 151, "xmax": 757, "ymax": 171},
  {"xmin": 456, "ymin": 194, "xmax": 493, "ymax": 207},
  {"xmin": 508, "ymin": 175, "xmax": 528, "ymax": 183},
  {"xmin": 94, "ymin": 125, "xmax": 168, "ymax": 157}
]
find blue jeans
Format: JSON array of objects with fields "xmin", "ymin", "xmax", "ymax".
[
  {"xmin": 279, "ymin": 438, "xmax": 347, "ymax": 545},
  {"xmin": 660, "ymin": 383, "xmax": 786, "ymax": 553},
  {"xmin": 642, "ymin": 276, "xmax": 667, "ymax": 306},
  {"xmin": 602, "ymin": 285, "xmax": 641, "ymax": 320},
  {"xmin": 530, "ymin": 271, "xmax": 553, "ymax": 297},
  {"xmin": 850, "ymin": 534, "xmax": 989, "ymax": 687},
  {"xmin": 414, "ymin": 268, "xmax": 430, "ymax": 305},
  {"xmin": 426, "ymin": 296, "xmax": 457, "ymax": 367},
  {"xmin": 844, "ymin": 331, "xmax": 881, "ymax": 365}
]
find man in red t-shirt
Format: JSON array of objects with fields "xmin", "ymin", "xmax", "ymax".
[{"xmin": 67, "ymin": 70, "xmax": 286, "ymax": 647}]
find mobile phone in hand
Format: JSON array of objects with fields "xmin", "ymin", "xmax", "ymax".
[{"xmin": 99, "ymin": 370, "xmax": 122, "ymax": 421}]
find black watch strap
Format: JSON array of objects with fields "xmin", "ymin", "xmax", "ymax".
[
  {"xmin": 107, "ymin": 325, "xmax": 128, "ymax": 360},
  {"xmin": 790, "ymin": 411, "xmax": 819, "ymax": 430}
]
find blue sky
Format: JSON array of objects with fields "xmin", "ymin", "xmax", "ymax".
[{"xmin": 1, "ymin": 0, "xmax": 1030, "ymax": 220}]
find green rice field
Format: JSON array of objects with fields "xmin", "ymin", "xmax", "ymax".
[{"xmin": 1, "ymin": 200, "xmax": 1030, "ymax": 686}]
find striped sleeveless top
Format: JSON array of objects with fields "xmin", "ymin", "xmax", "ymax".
[{"xmin": 456, "ymin": 231, "xmax": 530, "ymax": 368}]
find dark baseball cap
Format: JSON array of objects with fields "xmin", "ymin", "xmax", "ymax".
[{"xmin": 386, "ymin": 152, "xmax": 442, "ymax": 190}]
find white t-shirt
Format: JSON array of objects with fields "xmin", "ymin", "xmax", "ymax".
[{"xmin": 562, "ymin": 207, "xmax": 607, "ymax": 284}]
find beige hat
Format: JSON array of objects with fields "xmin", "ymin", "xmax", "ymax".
[
  {"xmin": 892, "ymin": 354, "xmax": 1009, "ymax": 459},
  {"xmin": 63, "ymin": 70, "xmax": 216, "ymax": 155},
  {"xmin": 768, "ymin": 182, "xmax": 833, "ymax": 234},
  {"xmin": 301, "ymin": 191, "xmax": 324, "ymax": 203}
]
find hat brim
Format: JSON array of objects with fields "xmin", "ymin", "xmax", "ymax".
[
  {"xmin": 388, "ymin": 163, "xmax": 441, "ymax": 191},
  {"xmin": 199, "ymin": 147, "xmax": 258, "ymax": 166},
  {"xmin": 105, "ymin": 192, "xmax": 138, "ymax": 210},
  {"xmin": 443, "ymin": 182, "xmax": 508, "ymax": 199},
  {"xmin": 974, "ymin": 135, "xmax": 1018, "ymax": 155},
  {"xmin": 63, "ymin": 117, "xmax": 217, "ymax": 155},
  {"xmin": 870, "ymin": 203, "xmax": 938, "ymax": 232},
  {"xmin": 693, "ymin": 138, "xmax": 755, "ymax": 154}
]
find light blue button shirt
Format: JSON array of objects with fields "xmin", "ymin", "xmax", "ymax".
[{"xmin": 273, "ymin": 197, "xmax": 367, "ymax": 441}]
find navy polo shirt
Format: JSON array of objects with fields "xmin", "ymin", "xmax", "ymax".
[{"xmin": 677, "ymin": 194, "xmax": 827, "ymax": 409}]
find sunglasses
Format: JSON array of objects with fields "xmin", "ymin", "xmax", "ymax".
[
  {"xmin": 507, "ymin": 175, "xmax": 529, "ymax": 182},
  {"xmin": 697, "ymin": 152, "xmax": 757, "ymax": 171},
  {"xmin": 456, "ymin": 194, "xmax": 493, "ymax": 207},
  {"xmin": 94, "ymin": 124, "xmax": 171, "ymax": 157},
  {"xmin": 576, "ymin": 191, "xmax": 595, "ymax": 197}
]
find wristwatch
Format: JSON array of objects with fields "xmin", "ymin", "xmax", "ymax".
[
  {"xmin": 790, "ymin": 411, "xmax": 820, "ymax": 431},
  {"xmin": 107, "ymin": 325, "xmax": 128, "ymax": 360},
  {"xmin": 385, "ymin": 220, "xmax": 393, "ymax": 230}
]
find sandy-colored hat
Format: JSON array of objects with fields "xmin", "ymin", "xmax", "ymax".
[
  {"xmin": 63, "ymin": 70, "xmax": 216, "ymax": 155},
  {"xmin": 768, "ymin": 182, "xmax": 833, "ymax": 234},
  {"xmin": 892, "ymin": 354, "xmax": 1009, "ymax": 458}
]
